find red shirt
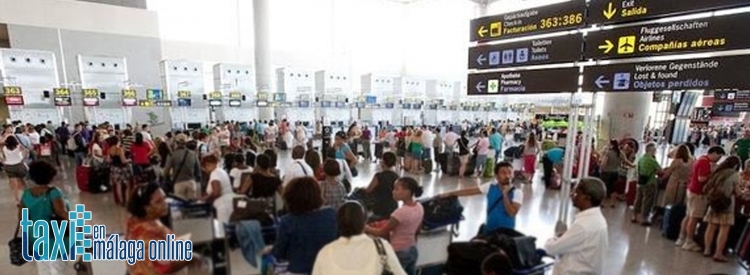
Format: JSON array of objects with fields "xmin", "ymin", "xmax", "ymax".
[
  {"xmin": 688, "ymin": 156, "xmax": 711, "ymax": 194},
  {"xmin": 130, "ymin": 143, "xmax": 152, "ymax": 165}
]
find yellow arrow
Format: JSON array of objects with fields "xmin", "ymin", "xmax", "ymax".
[
  {"xmin": 598, "ymin": 40, "xmax": 614, "ymax": 54},
  {"xmin": 477, "ymin": 25, "xmax": 488, "ymax": 38},
  {"xmin": 603, "ymin": 2, "xmax": 617, "ymax": 20}
]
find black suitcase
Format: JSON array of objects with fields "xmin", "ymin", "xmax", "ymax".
[
  {"xmin": 441, "ymin": 154, "xmax": 476, "ymax": 176},
  {"xmin": 374, "ymin": 142, "xmax": 384, "ymax": 158},
  {"xmin": 422, "ymin": 158, "xmax": 433, "ymax": 173},
  {"xmin": 661, "ymin": 204, "xmax": 686, "ymax": 240},
  {"xmin": 445, "ymin": 241, "xmax": 500, "ymax": 275}
]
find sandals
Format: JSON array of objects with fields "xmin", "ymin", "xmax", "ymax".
[{"xmin": 713, "ymin": 257, "xmax": 729, "ymax": 263}]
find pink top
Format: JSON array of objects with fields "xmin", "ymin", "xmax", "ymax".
[
  {"xmin": 477, "ymin": 137, "xmax": 491, "ymax": 156},
  {"xmin": 389, "ymin": 202, "xmax": 424, "ymax": 252}
]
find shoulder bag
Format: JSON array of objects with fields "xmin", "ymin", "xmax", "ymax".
[
  {"xmin": 165, "ymin": 150, "xmax": 190, "ymax": 194},
  {"xmin": 373, "ymin": 237, "xmax": 394, "ymax": 275},
  {"xmin": 8, "ymin": 220, "xmax": 27, "ymax": 266}
]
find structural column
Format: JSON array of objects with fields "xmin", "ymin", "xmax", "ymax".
[
  {"xmin": 601, "ymin": 92, "xmax": 652, "ymax": 141},
  {"xmin": 253, "ymin": 0, "xmax": 274, "ymax": 121}
]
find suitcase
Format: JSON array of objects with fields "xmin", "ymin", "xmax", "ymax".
[
  {"xmin": 76, "ymin": 166, "xmax": 90, "ymax": 192},
  {"xmin": 374, "ymin": 142, "xmax": 384, "ymax": 159},
  {"xmin": 89, "ymin": 166, "xmax": 110, "ymax": 194},
  {"xmin": 422, "ymin": 158, "xmax": 433, "ymax": 173},
  {"xmin": 728, "ymin": 215, "xmax": 750, "ymax": 254},
  {"xmin": 482, "ymin": 157, "xmax": 495, "ymax": 178},
  {"xmin": 445, "ymin": 241, "xmax": 500, "ymax": 275},
  {"xmin": 626, "ymin": 180, "xmax": 637, "ymax": 206},
  {"xmin": 441, "ymin": 154, "xmax": 476, "ymax": 176},
  {"xmin": 661, "ymin": 204, "xmax": 686, "ymax": 240}
]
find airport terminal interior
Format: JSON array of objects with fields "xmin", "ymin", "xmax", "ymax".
[{"xmin": 1, "ymin": 0, "xmax": 750, "ymax": 274}]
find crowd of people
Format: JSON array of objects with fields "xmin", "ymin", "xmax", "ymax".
[{"xmin": 12, "ymin": 116, "xmax": 748, "ymax": 275}]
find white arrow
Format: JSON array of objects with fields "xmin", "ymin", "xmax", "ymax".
[
  {"xmin": 595, "ymin": 75, "xmax": 610, "ymax": 89},
  {"xmin": 476, "ymin": 54, "xmax": 487, "ymax": 66},
  {"xmin": 476, "ymin": 81, "xmax": 486, "ymax": 93}
]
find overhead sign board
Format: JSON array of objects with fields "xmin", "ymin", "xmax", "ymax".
[
  {"xmin": 228, "ymin": 99, "xmax": 241, "ymax": 107},
  {"xmin": 138, "ymin": 100, "xmax": 172, "ymax": 107},
  {"xmin": 583, "ymin": 55, "xmax": 750, "ymax": 92},
  {"xmin": 588, "ymin": 0, "xmax": 750, "ymax": 25},
  {"xmin": 53, "ymin": 88, "xmax": 71, "ymax": 106},
  {"xmin": 3, "ymin": 86, "xmax": 24, "ymax": 106},
  {"xmin": 469, "ymin": 35, "xmax": 582, "ymax": 69},
  {"xmin": 121, "ymin": 89, "xmax": 137, "ymax": 106},
  {"xmin": 470, "ymin": 1, "xmax": 586, "ymax": 43},
  {"xmin": 585, "ymin": 12, "xmax": 750, "ymax": 60},
  {"xmin": 467, "ymin": 67, "xmax": 579, "ymax": 95},
  {"xmin": 177, "ymin": 90, "xmax": 191, "ymax": 99},
  {"xmin": 712, "ymin": 102, "xmax": 750, "ymax": 113},
  {"xmin": 146, "ymin": 89, "xmax": 163, "ymax": 100},
  {"xmin": 82, "ymin": 88, "xmax": 99, "ymax": 106},
  {"xmin": 714, "ymin": 90, "xmax": 750, "ymax": 102}
]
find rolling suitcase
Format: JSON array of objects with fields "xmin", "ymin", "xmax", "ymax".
[
  {"xmin": 76, "ymin": 165, "xmax": 90, "ymax": 192},
  {"xmin": 422, "ymin": 158, "xmax": 433, "ymax": 173},
  {"xmin": 482, "ymin": 157, "xmax": 495, "ymax": 178},
  {"xmin": 661, "ymin": 203, "xmax": 686, "ymax": 240}
]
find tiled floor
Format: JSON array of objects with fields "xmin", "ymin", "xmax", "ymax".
[{"xmin": 0, "ymin": 147, "xmax": 745, "ymax": 275}]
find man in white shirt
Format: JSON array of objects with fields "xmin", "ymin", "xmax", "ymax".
[
  {"xmin": 26, "ymin": 125, "xmax": 40, "ymax": 146},
  {"xmin": 544, "ymin": 177, "xmax": 608, "ymax": 275},
  {"xmin": 140, "ymin": 124, "xmax": 153, "ymax": 141},
  {"xmin": 421, "ymin": 126, "xmax": 433, "ymax": 161},
  {"xmin": 443, "ymin": 130, "xmax": 459, "ymax": 155},
  {"xmin": 282, "ymin": 146, "xmax": 314, "ymax": 187},
  {"xmin": 294, "ymin": 122, "xmax": 308, "ymax": 148}
]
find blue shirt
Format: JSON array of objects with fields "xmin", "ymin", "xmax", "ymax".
[
  {"xmin": 485, "ymin": 183, "xmax": 516, "ymax": 233},
  {"xmin": 545, "ymin": 148, "xmax": 565, "ymax": 164},
  {"xmin": 335, "ymin": 144, "xmax": 351, "ymax": 160},
  {"xmin": 273, "ymin": 207, "xmax": 338, "ymax": 273},
  {"xmin": 489, "ymin": 133, "xmax": 503, "ymax": 151}
]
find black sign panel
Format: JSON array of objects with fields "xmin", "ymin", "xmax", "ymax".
[
  {"xmin": 583, "ymin": 55, "xmax": 750, "ymax": 92},
  {"xmin": 588, "ymin": 0, "xmax": 750, "ymax": 25},
  {"xmin": 714, "ymin": 90, "xmax": 750, "ymax": 102},
  {"xmin": 469, "ymin": 35, "xmax": 582, "ymax": 69},
  {"xmin": 712, "ymin": 102, "xmax": 750, "ymax": 113},
  {"xmin": 585, "ymin": 12, "xmax": 750, "ymax": 60},
  {"xmin": 468, "ymin": 67, "xmax": 579, "ymax": 95},
  {"xmin": 469, "ymin": 1, "xmax": 586, "ymax": 43}
]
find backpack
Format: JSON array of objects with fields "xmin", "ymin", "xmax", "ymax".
[
  {"xmin": 67, "ymin": 133, "xmax": 81, "ymax": 151},
  {"xmin": 703, "ymin": 169, "xmax": 734, "ymax": 213},
  {"xmin": 420, "ymin": 195, "xmax": 464, "ymax": 231},
  {"xmin": 513, "ymin": 145, "xmax": 525, "ymax": 159}
]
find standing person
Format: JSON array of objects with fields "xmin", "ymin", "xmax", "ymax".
[
  {"xmin": 679, "ymin": 146, "xmax": 725, "ymax": 250},
  {"xmin": 333, "ymin": 131, "xmax": 358, "ymax": 170},
  {"xmin": 108, "ymin": 136, "xmax": 132, "ymax": 206},
  {"xmin": 543, "ymin": 178, "xmax": 609, "ymax": 275},
  {"xmin": 348, "ymin": 122, "xmax": 362, "ymax": 157},
  {"xmin": 732, "ymin": 129, "xmax": 750, "ymax": 169},
  {"xmin": 199, "ymin": 155, "xmax": 235, "ymax": 223},
  {"xmin": 321, "ymin": 159, "xmax": 347, "ymax": 210},
  {"xmin": 410, "ymin": 130, "xmax": 424, "ymax": 174},
  {"xmin": 163, "ymin": 134, "xmax": 200, "ymax": 200},
  {"xmin": 365, "ymin": 152, "xmax": 400, "ymax": 219},
  {"xmin": 283, "ymin": 146, "xmax": 315, "ymax": 187},
  {"xmin": 474, "ymin": 131, "xmax": 491, "ymax": 177},
  {"xmin": 443, "ymin": 128, "xmax": 459, "ymax": 156},
  {"xmin": 661, "ymin": 144, "xmax": 694, "ymax": 207},
  {"xmin": 490, "ymin": 128, "xmax": 504, "ymax": 161},
  {"xmin": 312, "ymin": 201, "xmax": 407, "ymax": 275},
  {"xmin": 19, "ymin": 161, "xmax": 70, "ymax": 275},
  {"xmin": 599, "ymin": 139, "xmax": 626, "ymax": 208},
  {"xmin": 433, "ymin": 128, "xmax": 443, "ymax": 172},
  {"xmin": 4, "ymin": 135, "xmax": 28, "ymax": 204},
  {"xmin": 55, "ymin": 122, "xmax": 70, "ymax": 155},
  {"xmin": 542, "ymin": 147, "xmax": 565, "ymax": 188},
  {"xmin": 273, "ymin": 177, "xmax": 338, "ymax": 274},
  {"xmin": 365, "ymin": 177, "xmax": 424, "ymax": 275},
  {"xmin": 632, "ymin": 143, "xmax": 663, "ymax": 225},
  {"xmin": 457, "ymin": 131, "xmax": 471, "ymax": 178},
  {"xmin": 130, "ymin": 133, "xmax": 154, "ymax": 175},
  {"xmin": 439, "ymin": 162, "xmax": 523, "ymax": 234},
  {"xmin": 702, "ymin": 156, "xmax": 741, "ymax": 262},
  {"xmin": 421, "ymin": 127, "xmax": 433, "ymax": 167},
  {"xmin": 229, "ymin": 154, "xmax": 253, "ymax": 192},
  {"xmin": 361, "ymin": 126, "xmax": 373, "ymax": 161},
  {"xmin": 522, "ymin": 132, "xmax": 541, "ymax": 183},
  {"xmin": 294, "ymin": 122, "xmax": 308, "ymax": 149}
]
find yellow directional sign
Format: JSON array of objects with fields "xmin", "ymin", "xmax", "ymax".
[
  {"xmin": 82, "ymin": 88, "xmax": 99, "ymax": 98},
  {"xmin": 617, "ymin": 36, "xmax": 636, "ymax": 54},
  {"xmin": 3, "ymin": 86, "xmax": 22, "ymax": 96},
  {"xmin": 489, "ymin": 22, "xmax": 502, "ymax": 37},
  {"xmin": 53, "ymin": 88, "xmax": 70, "ymax": 97},
  {"xmin": 598, "ymin": 40, "xmax": 614, "ymax": 54},
  {"xmin": 229, "ymin": 91, "xmax": 242, "ymax": 99},
  {"xmin": 477, "ymin": 25, "xmax": 488, "ymax": 38},
  {"xmin": 121, "ymin": 89, "xmax": 137, "ymax": 99},
  {"xmin": 603, "ymin": 2, "xmax": 617, "ymax": 20},
  {"xmin": 177, "ymin": 90, "xmax": 191, "ymax": 98},
  {"xmin": 209, "ymin": 91, "xmax": 222, "ymax": 99}
]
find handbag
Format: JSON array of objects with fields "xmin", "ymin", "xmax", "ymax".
[
  {"xmin": 8, "ymin": 222, "xmax": 27, "ymax": 266},
  {"xmin": 373, "ymin": 237, "xmax": 394, "ymax": 275},
  {"xmin": 166, "ymin": 151, "xmax": 190, "ymax": 193}
]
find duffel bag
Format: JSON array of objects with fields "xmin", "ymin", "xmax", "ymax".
[
  {"xmin": 420, "ymin": 195, "xmax": 464, "ymax": 231},
  {"xmin": 476, "ymin": 228, "xmax": 542, "ymax": 270},
  {"xmin": 445, "ymin": 241, "xmax": 500, "ymax": 275}
]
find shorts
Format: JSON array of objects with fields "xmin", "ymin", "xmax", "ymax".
[
  {"xmin": 411, "ymin": 150, "xmax": 423, "ymax": 160},
  {"xmin": 459, "ymin": 154, "xmax": 470, "ymax": 164},
  {"xmin": 3, "ymin": 163, "xmax": 27, "ymax": 179},
  {"xmin": 687, "ymin": 192, "xmax": 708, "ymax": 219}
]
